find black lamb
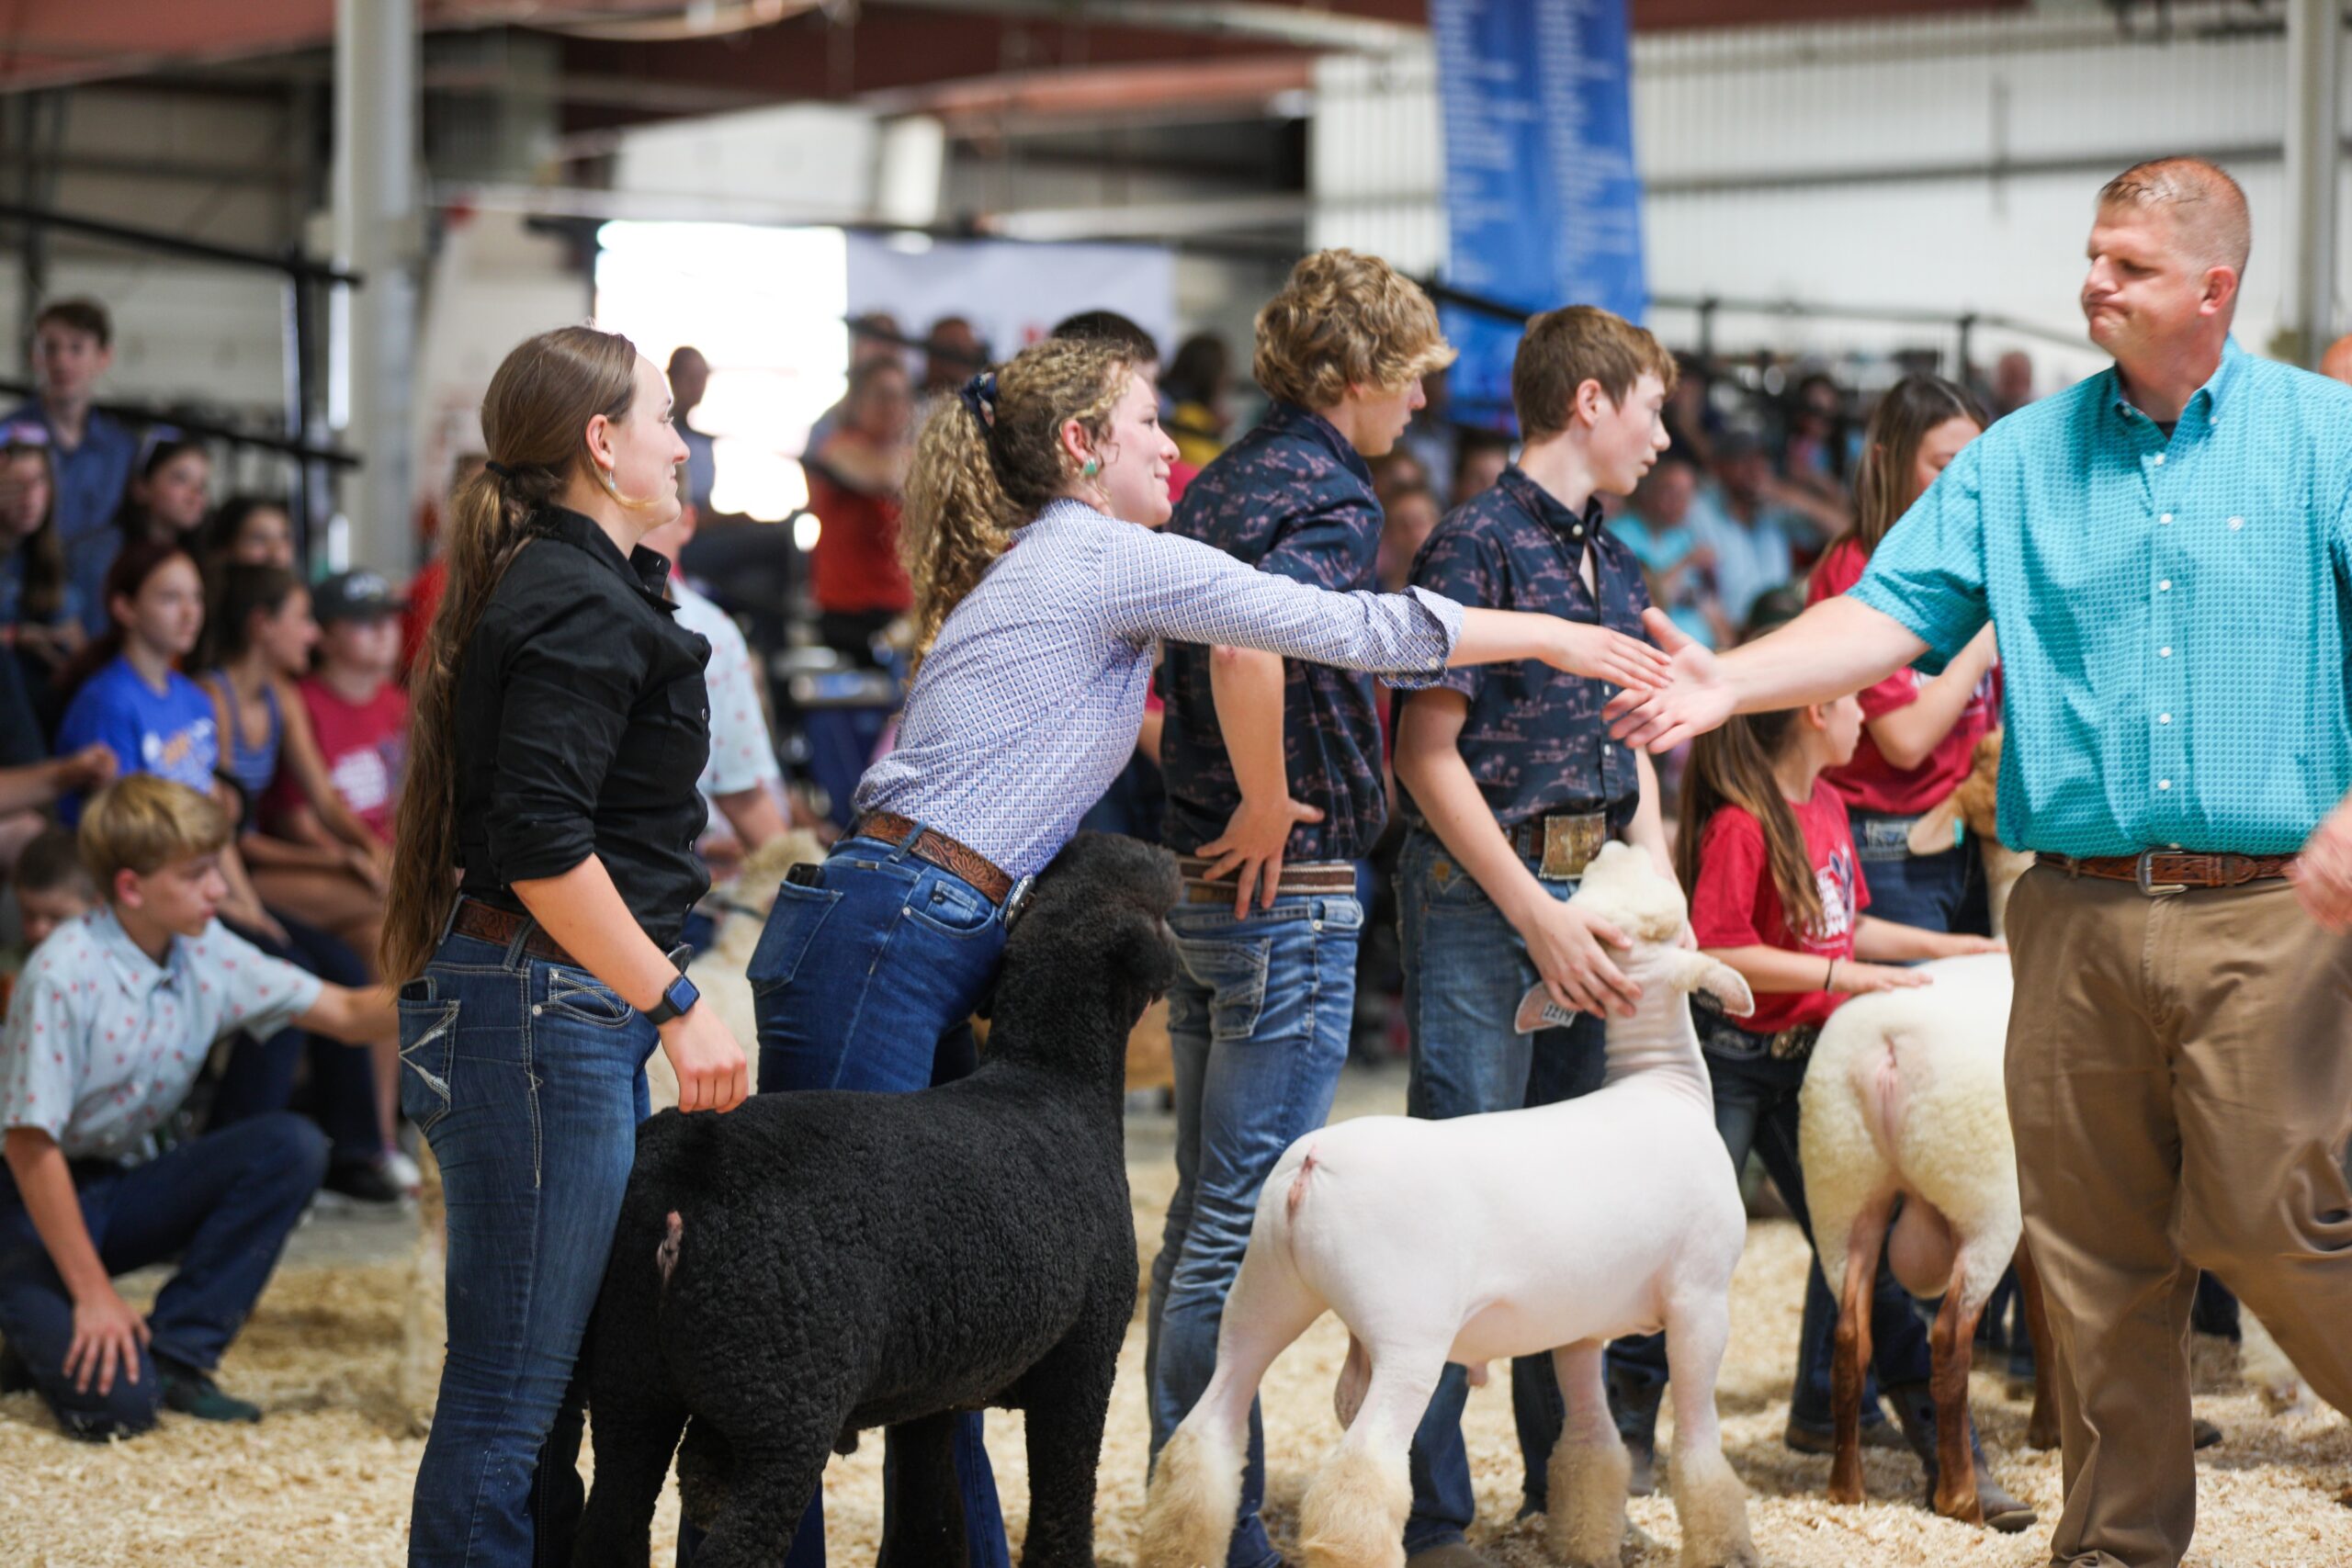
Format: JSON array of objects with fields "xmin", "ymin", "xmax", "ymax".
[{"xmin": 572, "ymin": 831, "xmax": 1179, "ymax": 1568}]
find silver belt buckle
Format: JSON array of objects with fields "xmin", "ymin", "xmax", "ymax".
[
  {"xmin": 1002, "ymin": 874, "xmax": 1036, "ymax": 928},
  {"xmin": 2134, "ymin": 851, "xmax": 2187, "ymax": 897},
  {"xmin": 1539, "ymin": 813, "xmax": 1607, "ymax": 881}
]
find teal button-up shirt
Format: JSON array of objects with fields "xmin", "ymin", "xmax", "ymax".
[{"xmin": 1850, "ymin": 337, "xmax": 2352, "ymax": 858}]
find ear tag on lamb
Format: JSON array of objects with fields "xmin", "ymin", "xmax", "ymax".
[{"xmin": 1514, "ymin": 983, "xmax": 1583, "ymax": 1034}]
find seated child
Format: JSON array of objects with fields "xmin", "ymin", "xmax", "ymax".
[
  {"xmin": 12, "ymin": 825, "xmax": 93, "ymax": 949},
  {"xmin": 0, "ymin": 775, "xmax": 393, "ymax": 1439}
]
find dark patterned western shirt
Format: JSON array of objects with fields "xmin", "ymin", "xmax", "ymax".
[
  {"xmin": 1397, "ymin": 466, "xmax": 1654, "ymax": 831},
  {"xmin": 1159, "ymin": 401, "xmax": 1429, "ymax": 863}
]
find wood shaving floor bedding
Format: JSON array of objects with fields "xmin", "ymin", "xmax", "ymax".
[{"xmin": 3, "ymin": 1077, "xmax": 2345, "ymax": 1565}]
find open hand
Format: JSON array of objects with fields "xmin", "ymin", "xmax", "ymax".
[
  {"xmin": 1935, "ymin": 933, "xmax": 2007, "ymax": 957},
  {"xmin": 54, "ymin": 742, "xmax": 117, "ymax": 795},
  {"xmin": 1519, "ymin": 896, "xmax": 1642, "ymax": 1018},
  {"xmin": 1832, "ymin": 961, "xmax": 1933, "ymax": 995},
  {"xmin": 1541, "ymin": 621, "xmax": 1672, "ymax": 691},
  {"xmin": 1604, "ymin": 609, "xmax": 1735, "ymax": 752},
  {"xmin": 2290, "ymin": 805, "xmax": 2352, "ymax": 931},
  {"xmin": 65, "ymin": 1284, "xmax": 150, "ymax": 1397},
  {"xmin": 1198, "ymin": 793, "xmax": 1326, "ymax": 916}
]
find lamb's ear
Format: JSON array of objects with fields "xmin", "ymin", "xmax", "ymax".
[{"xmin": 1669, "ymin": 951, "xmax": 1755, "ymax": 1018}]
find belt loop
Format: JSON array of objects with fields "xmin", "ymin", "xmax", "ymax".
[
  {"xmin": 502, "ymin": 916, "xmax": 537, "ymax": 970},
  {"xmin": 436, "ymin": 895, "xmax": 463, "ymax": 946}
]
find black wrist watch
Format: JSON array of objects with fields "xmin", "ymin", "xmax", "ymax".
[{"xmin": 645, "ymin": 971, "xmax": 701, "ymax": 1027}]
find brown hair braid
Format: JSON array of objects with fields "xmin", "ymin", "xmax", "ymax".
[
  {"xmin": 381, "ymin": 325, "xmax": 642, "ymax": 981},
  {"xmin": 899, "ymin": 335, "xmax": 1133, "ymax": 664}
]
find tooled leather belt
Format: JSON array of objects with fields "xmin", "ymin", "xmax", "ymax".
[
  {"xmin": 453, "ymin": 898, "xmax": 580, "ymax": 967},
  {"xmin": 851, "ymin": 810, "xmax": 1019, "ymax": 906},
  {"xmin": 2042, "ymin": 850, "xmax": 2291, "ymax": 895},
  {"xmin": 1175, "ymin": 857, "xmax": 1357, "ymax": 903}
]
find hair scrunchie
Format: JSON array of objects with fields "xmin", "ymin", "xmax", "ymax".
[
  {"xmin": 958, "ymin": 371, "xmax": 999, "ymax": 431},
  {"xmin": 482, "ymin": 459, "xmax": 515, "ymax": 481}
]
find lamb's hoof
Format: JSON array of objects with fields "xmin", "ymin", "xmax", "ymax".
[{"xmin": 2194, "ymin": 1416, "xmax": 2224, "ymax": 1450}]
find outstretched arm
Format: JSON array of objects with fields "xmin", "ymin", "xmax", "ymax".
[{"xmin": 1606, "ymin": 599, "xmax": 1930, "ymax": 753}]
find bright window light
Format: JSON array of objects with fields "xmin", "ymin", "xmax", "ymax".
[{"xmin": 594, "ymin": 221, "xmax": 851, "ymax": 524}]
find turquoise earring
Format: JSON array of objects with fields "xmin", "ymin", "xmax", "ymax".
[{"xmin": 1082, "ymin": 457, "xmax": 1102, "ymax": 479}]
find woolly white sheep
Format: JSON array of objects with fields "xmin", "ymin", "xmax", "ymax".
[
  {"xmin": 1797, "ymin": 951, "xmax": 2053, "ymax": 1527},
  {"xmin": 1140, "ymin": 841, "xmax": 1759, "ymax": 1568}
]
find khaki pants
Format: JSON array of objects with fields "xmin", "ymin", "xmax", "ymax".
[{"xmin": 2005, "ymin": 866, "xmax": 2352, "ymax": 1568}]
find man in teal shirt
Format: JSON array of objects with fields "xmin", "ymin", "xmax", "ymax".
[{"xmin": 1612, "ymin": 157, "xmax": 2352, "ymax": 1568}]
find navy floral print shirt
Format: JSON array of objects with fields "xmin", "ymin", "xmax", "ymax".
[
  {"xmin": 1159, "ymin": 402, "xmax": 1412, "ymax": 863},
  {"xmin": 1398, "ymin": 466, "xmax": 1655, "ymax": 831}
]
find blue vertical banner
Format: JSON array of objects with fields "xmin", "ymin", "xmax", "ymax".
[{"xmin": 1430, "ymin": 0, "xmax": 1646, "ymax": 431}]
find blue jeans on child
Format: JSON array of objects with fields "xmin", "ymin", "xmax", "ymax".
[
  {"xmin": 401, "ymin": 927, "xmax": 660, "ymax": 1568},
  {"xmin": 737, "ymin": 831, "xmax": 1012, "ymax": 1568},
  {"xmin": 1395, "ymin": 828, "xmax": 1611, "ymax": 1552},
  {"xmin": 1607, "ymin": 1009, "xmax": 1932, "ymax": 1427},
  {"xmin": 1848, "ymin": 811, "xmax": 1988, "ymax": 936},
  {"xmin": 1146, "ymin": 874, "xmax": 1363, "ymax": 1568},
  {"xmin": 0, "ymin": 1111, "xmax": 328, "ymax": 1438}
]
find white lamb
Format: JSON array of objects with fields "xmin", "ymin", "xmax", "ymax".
[
  {"xmin": 1797, "ymin": 952, "xmax": 2052, "ymax": 1527},
  {"xmin": 1140, "ymin": 841, "xmax": 1759, "ymax": 1568}
]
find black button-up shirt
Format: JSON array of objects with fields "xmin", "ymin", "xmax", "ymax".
[
  {"xmin": 1398, "ymin": 466, "xmax": 1652, "ymax": 831},
  {"xmin": 1158, "ymin": 402, "xmax": 1396, "ymax": 863},
  {"xmin": 453, "ymin": 506, "xmax": 713, "ymax": 945}
]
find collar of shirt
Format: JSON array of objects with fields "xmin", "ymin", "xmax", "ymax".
[
  {"xmin": 1261, "ymin": 401, "xmax": 1374, "ymax": 490},
  {"xmin": 85, "ymin": 907, "xmax": 187, "ymax": 1003},
  {"xmin": 1494, "ymin": 466, "xmax": 1604, "ymax": 550},
  {"xmin": 541, "ymin": 504, "xmax": 681, "ymax": 611},
  {"xmin": 2105, "ymin": 334, "xmax": 2243, "ymax": 439}
]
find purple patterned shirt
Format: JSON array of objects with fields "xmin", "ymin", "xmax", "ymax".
[{"xmin": 855, "ymin": 500, "xmax": 1461, "ymax": 880}]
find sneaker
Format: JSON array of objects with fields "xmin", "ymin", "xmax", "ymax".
[
  {"xmin": 158, "ymin": 1359, "xmax": 261, "ymax": 1424},
  {"xmin": 322, "ymin": 1157, "xmax": 404, "ymax": 1206},
  {"xmin": 380, "ymin": 1148, "xmax": 423, "ymax": 1196}
]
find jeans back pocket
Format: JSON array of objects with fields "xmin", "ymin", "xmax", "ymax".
[
  {"xmin": 1170, "ymin": 925, "xmax": 1273, "ymax": 1044},
  {"xmin": 398, "ymin": 976, "xmax": 461, "ymax": 1133},
  {"xmin": 748, "ymin": 877, "xmax": 846, "ymax": 991}
]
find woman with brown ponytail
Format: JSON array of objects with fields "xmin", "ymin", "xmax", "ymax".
[
  {"xmin": 738, "ymin": 333, "xmax": 1667, "ymax": 1568},
  {"xmin": 384, "ymin": 326, "xmax": 750, "ymax": 1568}
]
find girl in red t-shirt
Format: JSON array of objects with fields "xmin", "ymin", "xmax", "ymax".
[
  {"xmin": 1611, "ymin": 691, "xmax": 2025, "ymax": 1522},
  {"xmin": 1804, "ymin": 375, "xmax": 1999, "ymax": 934}
]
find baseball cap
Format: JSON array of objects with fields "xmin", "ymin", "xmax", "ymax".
[{"xmin": 312, "ymin": 569, "xmax": 406, "ymax": 624}]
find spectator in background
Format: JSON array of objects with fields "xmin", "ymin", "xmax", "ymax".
[
  {"xmin": 1396, "ymin": 364, "xmax": 1459, "ymax": 505},
  {"xmin": 11, "ymin": 824, "xmax": 94, "ymax": 950},
  {"xmin": 54, "ymin": 543, "xmax": 220, "ymax": 819},
  {"xmin": 1161, "ymin": 330, "xmax": 1235, "ymax": 468},
  {"xmin": 1990, "ymin": 348, "xmax": 2037, "ymax": 418},
  {"xmin": 1372, "ymin": 448, "xmax": 1431, "ymax": 510},
  {"xmin": 5, "ymin": 299, "xmax": 136, "ymax": 637},
  {"xmin": 922, "ymin": 315, "xmax": 986, "ymax": 399},
  {"xmin": 398, "ymin": 451, "xmax": 486, "ymax": 682},
  {"xmin": 806, "ymin": 356, "xmax": 915, "ymax": 660},
  {"xmin": 1685, "ymin": 430, "xmax": 1799, "ymax": 626},
  {"xmin": 1611, "ymin": 453, "xmax": 1730, "ymax": 649},
  {"xmin": 276, "ymin": 570, "xmax": 408, "ymax": 852},
  {"xmin": 1375, "ymin": 479, "xmax": 1441, "ymax": 594},
  {"xmin": 1452, "ymin": 429, "xmax": 1512, "ymax": 502},
  {"xmin": 805, "ymin": 313, "xmax": 907, "ymax": 457},
  {"xmin": 1779, "ymin": 370, "xmax": 1855, "ymax": 512},
  {"xmin": 668, "ymin": 345, "xmax": 718, "ymax": 513},
  {"xmin": 0, "ymin": 426, "xmax": 83, "ymax": 730},
  {"xmin": 0, "ymin": 749, "xmax": 113, "ymax": 874},
  {"xmin": 204, "ymin": 494, "xmax": 297, "ymax": 574},
  {"xmin": 114, "ymin": 435, "xmax": 211, "ymax": 550}
]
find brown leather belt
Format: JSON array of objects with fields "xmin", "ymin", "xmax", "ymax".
[
  {"xmin": 1176, "ymin": 857, "xmax": 1356, "ymax": 902},
  {"xmin": 1507, "ymin": 810, "xmax": 1610, "ymax": 881},
  {"xmin": 2044, "ymin": 850, "xmax": 2292, "ymax": 895},
  {"xmin": 452, "ymin": 898, "xmax": 579, "ymax": 967},
  {"xmin": 852, "ymin": 810, "xmax": 1017, "ymax": 906}
]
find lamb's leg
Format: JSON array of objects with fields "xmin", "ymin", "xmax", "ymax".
[
  {"xmin": 572, "ymin": 1401, "xmax": 692, "ymax": 1568},
  {"xmin": 1139, "ymin": 1238, "xmax": 1326, "ymax": 1568},
  {"xmin": 692, "ymin": 1431, "xmax": 841, "ymax": 1568},
  {"xmin": 879, "ymin": 1413, "xmax": 973, "ymax": 1568},
  {"xmin": 2013, "ymin": 1236, "xmax": 2061, "ymax": 1450},
  {"xmin": 1295, "ymin": 1348, "xmax": 1443, "ymax": 1568},
  {"xmin": 1014, "ymin": 1285, "xmax": 1125, "ymax": 1568},
  {"xmin": 1927, "ymin": 1251, "xmax": 1984, "ymax": 1527},
  {"xmin": 1827, "ymin": 1200, "xmax": 1890, "ymax": 1506},
  {"xmin": 1662, "ymin": 1296, "xmax": 1757, "ymax": 1568},
  {"xmin": 1545, "ymin": 1338, "xmax": 1631, "ymax": 1568}
]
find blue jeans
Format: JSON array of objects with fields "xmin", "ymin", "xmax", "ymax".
[
  {"xmin": 736, "ymin": 832, "xmax": 1012, "ymax": 1568},
  {"xmin": 401, "ymin": 928, "xmax": 660, "ymax": 1568},
  {"xmin": 1608, "ymin": 1013, "xmax": 1931, "ymax": 1426},
  {"xmin": 1849, "ymin": 812, "xmax": 1988, "ymax": 937},
  {"xmin": 1395, "ymin": 829, "xmax": 1609, "ymax": 1550},
  {"xmin": 1147, "ymin": 878, "xmax": 1363, "ymax": 1568},
  {"xmin": 211, "ymin": 910, "xmax": 381, "ymax": 1166},
  {"xmin": 0, "ymin": 1111, "xmax": 328, "ymax": 1438}
]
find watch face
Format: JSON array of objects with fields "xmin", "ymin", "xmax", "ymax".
[{"xmin": 667, "ymin": 975, "xmax": 700, "ymax": 1012}]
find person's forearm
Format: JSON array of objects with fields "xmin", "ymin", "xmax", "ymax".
[
  {"xmin": 3, "ymin": 1132, "xmax": 110, "ymax": 1301},
  {"xmin": 1853, "ymin": 915, "xmax": 1958, "ymax": 963},
  {"xmin": 0, "ymin": 757, "xmax": 73, "ymax": 815},
  {"xmin": 714, "ymin": 784, "xmax": 787, "ymax": 852},
  {"xmin": 1445, "ymin": 607, "xmax": 1567, "ymax": 669},
  {"xmin": 1627, "ymin": 751, "xmax": 1672, "ymax": 881},
  {"xmin": 512, "ymin": 856, "xmax": 683, "ymax": 1013},
  {"xmin": 1210, "ymin": 647, "xmax": 1289, "ymax": 804},
  {"xmin": 1394, "ymin": 706, "xmax": 1549, "ymax": 925},
  {"xmin": 238, "ymin": 831, "xmax": 351, "ymax": 874},
  {"xmin": 1705, "ymin": 943, "xmax": 1841, "ymax": 994},
  {"xmin": 1722, "ymin": 596, "xmax": 1931, "ymax": 716},
  {"xmin": 1865, "ymin": 626, "xmax": 1998, "ymax": 772},
  {"xmin": 217, "ymin": 842, "xmax": 274, "ymax": 928},
  {"xmin": 300, "ymin": 981, "xmax": 400, "ymax": 1044}
]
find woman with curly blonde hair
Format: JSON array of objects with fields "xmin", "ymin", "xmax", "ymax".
[{"xmin": 741, "ymin": 327, "xmax": 1665, "ymax": 1567}]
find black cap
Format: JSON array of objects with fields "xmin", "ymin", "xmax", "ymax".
[{"xmin": 311, "ymin": 569, "xmax": 405, "ymax": 624}]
